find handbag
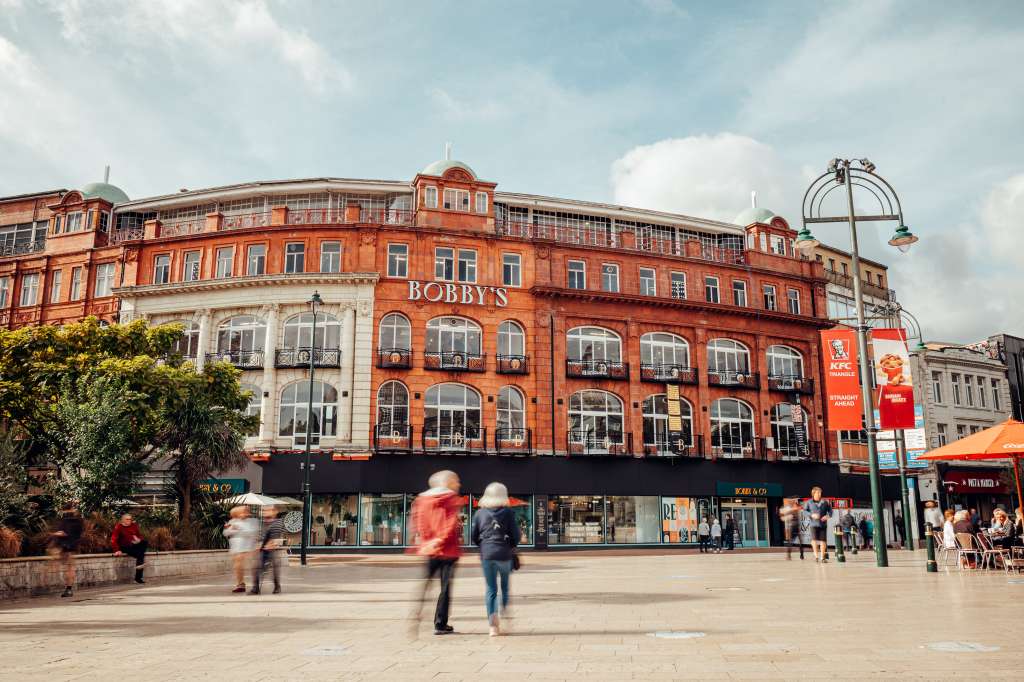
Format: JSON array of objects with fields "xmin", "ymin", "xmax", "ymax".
[{"xmin": 512, "ymin": 551, "xmax": 521, "ymax": 571}]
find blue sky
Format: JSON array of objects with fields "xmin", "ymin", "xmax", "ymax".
[{"xmin": 2, "ymin": 0, "xmax": 1023, "ymax": 342}]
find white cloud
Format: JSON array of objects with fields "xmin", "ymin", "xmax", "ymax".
[{"xmin": 609, "ymin": 133, "xmax": 792, "ymax": 223}]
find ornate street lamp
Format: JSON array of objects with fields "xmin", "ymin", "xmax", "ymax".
[{"xmin": 300, "ymin": 291, "xmax": 322, "ymax": 566}]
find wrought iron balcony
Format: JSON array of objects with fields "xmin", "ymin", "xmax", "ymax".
[
  {"xmin": 376, "ymin": 347, "xmax": 413, "ymax": 369},
  {"xmin": 422, "ymin": 426, "xmax": 486, "ymax": 455},
  {"xmin": 642, "ymin": 434, "xmax": 706, "ymax": 459},
  {"xmin": 707, "ymin": 370, "xmax": 760, "ymax": 389},
  {"xmin": 424, "ymin": 351, "xmax": 486, "ymax": 372},
  {"xmin": 495, "ymin": 427, "xmax": 532, "ymax": 457},
  {"xmin": 566, "ymin": 430, "xmax": 633, "ymax": 457},
  {"xmin": 275, "ymin": 347, "xmax": 341, "ymax": 369},
  {"xmin": 565, "ymin": 359, "xmax": 629, "ymax": 380},
  {"xmin": 206, "ymin": 350, "xmax": 264, "ymax": 369},
  {"xmin": 222, "ymin": 212, "xmax": 270, "ymax": 230},
  {"xmin": 109, "ymin": 227, "xmax": 144, "ymax": 244},
  {"xmin": 640, "ymin": 363, "xmax": 698, "ymax": 384},
  {"xmin": 767, "ymin": 375, "xmax": 814, "ymax": 395},
  {"xmin": 0, "ymin": 240, "xmax": 45, "ymax": 259},
  {"xmin": 374, "ymin": 423, "xmax": 414, "ymax": 454},
  {"xmin": 496, "ymin": 354, "xmax": 529, "ymax": 374},
  {"xmin": 710, "ymin": 438, "xmax": 768, "ymax": 461},
  {"xmin": 773, "ymin": 440, "xmax": 826, "ymax": 463}
]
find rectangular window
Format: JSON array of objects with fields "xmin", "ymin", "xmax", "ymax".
[
  {"xmin": 841, "ymin": 263, "xmax": 849, "ymax": 275},
  {"xmin": 763, "ymin": 284, "xmax": 777, "ymax": 311},
  {"xmin": 215, "ymin": 247, "xmax": 234, "ymax": 278},
  {"xmin": 951, "ymin": 373, "xmax": 961, "ymax": 406},
  {"xmin": 670, "ymin": 272, "xmax": 686, "ymax": 299},
  {"xmin": 759, "ymin": 233, "xmax": 767, "ymax": 251},
  {"xmin": 154, "ymin": 254, "xmax": 171, "ymax": 284},
  {"xmin": 434, "ymin": 247, "xmax": 455, "ymax": 281},
  {"xmin": 0, "ymin": 277, "xmax": 8, "ymax": 308},
  {"xmin": 458, "ymin": 249, "xmax": 477, "ymax": 282},
  {"xmin": 502, "ymin": 253, "xmax": 521, "ymax": 287},
  {"xmin": 285, "ymin": 243, "xmax": 305, "ymax": 273},
  {"xmin": 787, "ymin": 288, "xmax": 801, "ymax": 314},
  {"xmin": 770, "ymin": 235, "xmax": 786, "ymax": 255},
  {"xmin": 992, "ymin": 379, "xmax": 1001, "ymax": 411},
  {"xmin": 320, "ymin": 241, "xmax": 341, "ymax": 273},
  {"xmin": 53, "ymin": 215, "xmax": 63, "ymax": 234},
  {"xmin": 964, "ymin": 375, "xmax": 974, "ymax": 407},
  {"xmin": 601, "ymin": 263, "xmax": 619, "ymax": 293},
  {"xmin": 877, "ymin": 274, "xmax": 884, "ymax": 286},
  {"xmin": 475, "ymin": 191, "xmax": 488, "ymax": 214},
  {"xmin": 245, "ymin": 245, "xmax": 264, "ymax": 276},
  {"xmin": 978, "ymin": 376, "xmax": 987, "ymax": 407},
  {"xmin": 732, "ymin": 280, "xmax": 747, "ymax": 307},
  {"xmin": 828, "ymin": 258, "xmax": 836, "ymax": 271},
  {"xmin": 705, "ymin": 276, "xmax": 719, "ymax": 303},
  {"xmin": 387, "ymin": 244, "xmax": 408, "ymax": 278},
  {"xmin": 956, "ymin": 424, "xmax": 966, "ymax": 440},
  {"xmin": 183, "ymin": 251, "xmax": 201, "ymax": 281},
  {"xmin": 639, "ymin": 267, "xmax": 656, "ymax": 296},
  {"xmin": 443, "ymin": 188, "xmax": 469, "ymax": 211},
  {"xmin": 49, "ymin": 270, "xmax": 62, "ymax": 303},
  {"xmin": 424, "ymin": 186, "xmax": 438, "ymax": 209},
  {"xmin": 94, "ymin": 263, "xmax": 115, "ymax": 298},
  {"xmin": 931, "ymin": 371, "xmax": 943, "ymax": 404},
  {"xmin": 568, "ymin": 260, "xmax": 586, "ymax": 290},
  {"xmin": 65, "ymin": 212, "xmax": 82, "ymax": 232},
  {"xmin": 19, "ymin": 273, "xmax": 40, "ymax": 306},
  {"xmin": 936, "ymin": 423, "xmax": 947, "ymax": 447},
  {"xmin": 69, "ymin": 267, "xmax": 82, "ymax": 301}
]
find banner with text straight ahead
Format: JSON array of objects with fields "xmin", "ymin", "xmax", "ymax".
[
  {"xmin": 872, "ymin": 327, "xmax": 916, "ymax": 429},
  {"xmin": 821, "ymin": 329, "xmax": 862, "ymax": 430}
]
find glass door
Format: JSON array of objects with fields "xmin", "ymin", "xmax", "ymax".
[{"xmin": 721, "ymin": 500, "xmax": 770, "ymax": 547}]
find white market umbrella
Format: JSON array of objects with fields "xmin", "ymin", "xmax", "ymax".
[{"xmin": 220, "ymin": 492, "xmax": 295, "ymax": 507}]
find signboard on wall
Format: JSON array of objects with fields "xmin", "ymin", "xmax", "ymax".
[
  {"xmin": 872, "ymin": 327, "xmax": 916, "ymax": 429},
  {"xmin": 199, "ymin": 478, "xmax": 248, "ymax": 496},
  {"xmin": 821, "ymin": 329, "xmax": 863, "ymax": 430},
  {"xmin": 407, "ymin": 281, "xmax": 508, "ymax": 307},
  {"xmin": 661, "ymin": 497, "xmax": 713, "ymax": 543},
  {"xmin": 877, "ymin": 405, "xmax": 930, "ymax": 469},
  {"xmin": 790, "ymin": 403, "xmax": 808, "ymax": 456},
  {"xmin": 715, "ymin": 481, "xmax": 783, "ymax": 498}
]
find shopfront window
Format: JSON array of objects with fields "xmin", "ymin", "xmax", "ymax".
[
  {"xmin": 661, "ymin": 497, "xmax": 716, "ymax": 544},
  {"xmin": 309, "ymin": 495, "xmax": 358, "ymax": 546},
  {"xmin": 549, "ymin": 495, "xmax": 605, "ymax": 544},
  {"xmin": 607, "ymin": 496, "xmax": 661, "ymax": 544},
  {"xmin": 710, "ymin": 397, "xmax": 755, "ymax": 457},
  {"xmin": 361, "ymin": 494, "xmax": 406, "ymax": 546}
]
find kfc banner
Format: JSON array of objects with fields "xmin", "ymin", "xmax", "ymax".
[
  {"xmin": 872, "ymin": 328, "xmax": 916, "ymax": 429},
  {"xmin": 821, "ymin": 329, "xmax": 863, "ymax": 430}
]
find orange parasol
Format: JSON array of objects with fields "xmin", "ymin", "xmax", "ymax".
[{"xmin": 917, "ymin": 418, "xmax": 1024, "ymax": 511}]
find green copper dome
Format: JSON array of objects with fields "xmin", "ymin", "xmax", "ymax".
[
  {"xmin": 733, "ymin": 206, "xmax": 776, "ymax": 226},
  {"xmin": 420, "ymin": 159, "xmax": 477, "ymax": 178},
  {"xmin": 81, "ymin": 181, "xmax": 129, "ymax": 204}
]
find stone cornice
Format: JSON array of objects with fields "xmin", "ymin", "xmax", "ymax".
[{"xmin": 113, "ymin": 272, "xmax": 380, "ymax": 298}]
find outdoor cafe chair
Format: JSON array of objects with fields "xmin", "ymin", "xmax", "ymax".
[
  {"xmin": 954, "ymin": 532, "xmax": 982, "ymax": 570},
  {"xmin": 1008, "ymin": 547, "xmax": 1024, "ymax": 573},
  {"xmin": 932, "ymin": 528, "xmax": 955, "ymax": 567},
  {"xmin": 975, "ymin": 532, "xmax": 1009, "ymax": 571}
]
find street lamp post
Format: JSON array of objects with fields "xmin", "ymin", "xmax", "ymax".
[
  {"xmin": 796, "ymin": 158, "xmax": 918, "ymax": 568},
  {"xmin": 300, "ymin": 290, "xmax": 323, "ymax": 567}
]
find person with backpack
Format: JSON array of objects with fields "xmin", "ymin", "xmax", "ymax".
[{"xmin": 470, "ymin": 482, "xmax": 521, "ymax": 637}]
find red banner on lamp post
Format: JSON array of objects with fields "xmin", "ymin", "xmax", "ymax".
[
  {"xmin": 872, "ymin": 327, "xmax": 916, "ymax": 429},
  {"xmin": 821, "ymin": 329, "xmax": 863, "ymax": 430}
]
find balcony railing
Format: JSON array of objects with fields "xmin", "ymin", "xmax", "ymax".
[
  {"xmin": 108, "ymin": 227, "xmax": 144, "ymax": 244},
  {"xmin": 360, "ymin": 207, "xmax": 416, "ymax": 225},
  {"xmin": 422, "ymin": 426, "xmax": 487, "ymax": 455},
  {"xmin": 275, "ymin": 347, "xmax": 341, "ymax": 369},
  {"xmin": 495, "ymin": 427, "xmax": 532, "ymax": 457},
  {"xmin": 160, "ymin": 219, "xmax": 206, "ymax": 238},
  {"xmin": 566, "ymin": 359, "xmax": 629, "ymax": 380},
  {"xmin": 496, "ymin": 218, "xmax": 618, "ymax": 248},
  {"xmin": 496, "ymin": 354, "xmax": 529, "ymax": 374},
  {"xmin": 206, "ymin": 350, "xmax": 264, "ymax": 369},
  {"xmin": 773, "ymin": 441, "xmax": 826, "ymax": 463},
  {"xmin": 0, "ymin": 240, "xmax": 45, "ymax": 258},
  {"xmin": 642, "ymin": 434, "xmax": 706, "ymax": 459},
  {"xmin": 285, "ymin": 207, "xmax": 417, "ymax": 226},
  {"xmin": 424, "ymin": 351, "xmax": 486, "ymax": 372},
  {"xmin": 566, "ymin": 430, "xmax": 633, "ymax": 457},
  {"xmin": 767, "ymin": 375, "xmax": 815, "ymax": 395},
  {"xmin": 376, "ymin": 347, "xmax": 413, "ymax": 369},
  {"xmin": 707, "ymin": 370, "xmax": 760, "ymax": 389},
  {"xmin": 639, "ymin": 363, "xmax": 698, "ymax": 384},
  {"xmin": 374, "ymin": 423, "xmax": 414, "ymax": 454},
  {"xmin": 222, "ymin": 212, "xmax": 270, "ymax": 230},
  {"xmin": 710, "ymin": 438, "xmax": 768, "ymax": 461},
  {"xmin": 824, "ymin": 269, "xmax": 896, "ymax": 301}
]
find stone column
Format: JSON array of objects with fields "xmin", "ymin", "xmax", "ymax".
[
  {"xmin": 338, "ymin": 305, "xmax": 357, "ymax": 443},
  {"xmin": 259, "ymin": 304, "xmax": 279, "ymax": 443},
  {"xmin": 195, "ymin": 308, "xmax": 212, "ymax": 371}
]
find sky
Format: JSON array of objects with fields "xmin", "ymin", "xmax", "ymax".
[{"xmin": 2, "ymin": 0, "xmax": 1023, "ymax": 343}]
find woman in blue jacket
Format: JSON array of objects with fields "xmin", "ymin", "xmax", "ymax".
[{"xmin": 471, "ymin": 482, "xmax": 521, "ymax": 637}]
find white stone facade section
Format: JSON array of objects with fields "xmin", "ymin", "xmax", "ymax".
[{"xmin": 116, "ymin": 273, "xmax": 378, "ymax": 453}]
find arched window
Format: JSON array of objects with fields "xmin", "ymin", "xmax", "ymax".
[
  {"xmin": 710, "ymin": 398, "xmax": 754, "ymax": 457},
  {"xmin": 424, "ymin": 383, "xmax": 482, "ymax": 448},
  {"xmin": 767, "ymin": 345, "xmax": 804, "ymax": 378},
  {"xmin": 497, "ymin": 386, "xmax": 526, "ymax": 432},
  {"xmin": 497, "ymin": 320, "xmax": 525, "ymax": 357},
  {"xmin": 771, "ymin": 403, "xmax": 807, "ymax": 458},
  {"xmin": 377, "ymin": 381, "xmax": 409, "ymax": 426},
  {"xmin": 640, "ymin": 332, "xmax": 690, "ymax": 380},
  {"xmin": 283, "ymin": 312, "xmax": 341, "ymax": 350},
  {"xmin": 278, "ymin": 380, "xmax": 338, "ymax": 446},
  {"xmin": 170, "ymin": 320, "xmax": 201, "ymax": 359},
  {"xmin": 378, "ymin": 313, "xmax": 411, "ymax": 350},
  {"xmin": 707, "ymin": 338, "xmax": 751, "ymax": 385},
  {"xmin": 567, "ymin": 326, "xmax": 621, "ymax": 362},
  {"xmin": 643, "ymin": 394, "xmax": 693, "ymax": 452},
  {"xmin": 426, "ymin": 316, "xmax": 482, "ymax": 354},
  {"xmin": 240, "ymin": 382, "xmax": 262, "ymax": 436},
  {"xmin": 568, "ymin": 390, "xmax": 624, "ymax": 450},
  {"xmin": 216, "ymin": 315, "xmax": 266, "ymax": 364}
]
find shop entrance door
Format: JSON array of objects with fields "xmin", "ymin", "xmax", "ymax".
[{"xmin": 720, "ymin": 499, "xmax": 769, "ymax": 547}]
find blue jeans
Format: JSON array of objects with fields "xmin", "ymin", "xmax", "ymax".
[{"xmin": 481, "ymin": 559, "xmax": 512, "ymax": 620}]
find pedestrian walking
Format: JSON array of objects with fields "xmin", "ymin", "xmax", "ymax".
[
  {"xmin": 923, "ymin": 501, "xmax": 944, "ymax": 531},
  {"xmin": 802, "ymin": 486, "xmax": 831, "ymax": 563},
  {"xmin": 894, "ymin": 512, "xmax": 906, "ymax": 547},
  {"xmin": 223, "ymin": 505, "xmax": 259, "ymax": 594},
  {"xmin": 840, "ymin": 510, "xmax": 855, "ymax": 551},
  {"xmin": 779, "ymin": 498, "xmax": 803, "ymax": 560},
  {"xmin": 859, "ymin": 515, "xmax": 872, "ymax": 550},
  {"xmin": 51, "ymin": 502, "xmax": 83, "ymax": 597},
  {"xmin": 697, "ymin": 517, "xmax": 711, "ymax": 553},
  {"xmin": 724, "ymin": 514, "xmax": 736, "ymax": 550},
  {"xmin": 409, "ymin": 470, "xmax": 463, "ymax": 635},
  {"xmin": 969, "ymin": 508, "xmax": 982, "ymax": 532},
  {"xmin": 710, "ymin": 518, "xmax": 722, "ymax": 553},
  {"xmin": 250, "ymin": 506, "xmax": 283, "ymax": 595},
  {"xmin": 470, "ymin": 482, "xmax": 521, "ymax": 637},
  {"xmin": 111, "ymin": 513, "xmax": 148, "ymax": 584}
]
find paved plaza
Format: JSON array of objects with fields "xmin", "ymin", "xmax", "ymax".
[{"xmin": 1, "ymin": 549, "xmax": 1021, "ymax": 680}]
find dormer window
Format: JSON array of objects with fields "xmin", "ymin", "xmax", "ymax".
[
  {"xmin": 475, "ymin": 191, "xmax": 488, "ymax": 214},
  {"xmin": 425, "ymin": 186, "xmax": 438, "ymax": 209},
  {"xmin": 443, "ymin": 188, "xmax": 469, "ymax": 212},
  {"xmin": 65, "ymin": 212, "xmax": 83, "ymax": 233}
]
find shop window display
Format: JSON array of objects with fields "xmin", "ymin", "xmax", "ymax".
[
  {"xmin": 361, "ymin": 494, "xmax": 406, "ymax": 546},
  {"xmin": 660, "ymin": 497, "xmax": 716, "ymax": 544},
  {"xmin": 404, "ymin": 493, "xmax": 471, "ymax": 546},
  {"xmin": 309, "ymin": 495, "xmax": 358, "ymax": 546},
  {"xmin": 548, "ymin": 495, "xmax": 605, "ymax": 544},
  {"xmin": 607, "ymin": 496, "xmax": 661, "ymax": 544}
]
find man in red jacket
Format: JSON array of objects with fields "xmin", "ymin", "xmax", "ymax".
[
  {"xmin": 111, "ymin": 513, "xmax": 148, "ymax": 584},
  {"xmin": 409, "ymin": 470, "xmax": 463, "ymax": 635}
]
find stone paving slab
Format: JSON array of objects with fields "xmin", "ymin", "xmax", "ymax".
[{"xmin": 0, "ymin": 550, "xmax": 1022, "ymax": 680}]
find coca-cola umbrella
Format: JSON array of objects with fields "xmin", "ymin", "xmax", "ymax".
[{"xmin": 917, "ymin": 418, "xmax": 1024, "ymax": 511}]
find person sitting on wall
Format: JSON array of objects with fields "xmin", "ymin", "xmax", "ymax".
[{"xmin": 111, "ymin": 513, "xmax": 148, "ymax": 584}]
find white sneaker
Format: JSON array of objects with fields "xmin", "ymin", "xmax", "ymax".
[{"xmin": 489, "ymin": 614, "xmax": 501, "ymax": 637}]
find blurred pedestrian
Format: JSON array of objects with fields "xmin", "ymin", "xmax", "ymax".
[
  {"xmin": 1014, "ymin": 507, "xmax": 1024, "ymax": 545},
  {"xmin": 779, "ymin": 498, "xmax": 803, "ymax": 560},
  {"xmin": 710, "ymin": 518, "xmax": 722, "ymax": 553},
  {"xmin": 224, "ymin": 505, "xmax": 259, "ymax": 594},
  {"xmin": 969, "ymin": 507, "xmax": 981, "ymax": 532},
  {"xmin": 409, "ymin": 470, "xmax": 463, "ymax": 635},
  {"xmin": 840, "ymin": 510, "xmax": 856, "ymax": 551},
  {"xmin": 111, "ymin": 513, "xmax": 148, "ymax": 584},
  {"xmin": 859, "ymin": 515, "xmax": 872, "ymax": 550},
  {"xmin": 923, "ymin": 501, "xmax": 944, "ymax": 531},
  {"xmin": 51, "ymin": 502, "xmax": 83, "ymax": 597},
  {"xmin": 894, "ymin": 512, "xmax": 905, "ymax": 547},
  {"xmin": 697, "ymin": 517, "xmax": 710, "ymax": 553},
  {"xmin": 250, "ymin": 506, "xmax": 283, "ymax": 595},
  {"xmin": 724, "ymin": 514, "xmax": 736, "ymax": 550},
  {"xmin": 802, "ymin": 486, "xmax": 831, "ymax": 563},
  {"xmin": 471, "ymin": 482, "xmax": 520, "ymax": 637}
]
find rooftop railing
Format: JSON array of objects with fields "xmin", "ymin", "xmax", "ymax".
[
  {"xmin": 824, "ymin": 269, "xmax": 896, "ymax": 301},
  {"xmin": 0, "ymin": 240, "xmax": 46, "ymax": 258}
]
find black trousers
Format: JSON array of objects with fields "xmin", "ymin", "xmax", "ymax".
[
  {"xmin": 725, "ymin": 532, "xmax": 735, "ymax": 550},
  {"xmin": 423, "ymin": 558, "xmax": 457, "ymax": 629},
  {"xmin": 123, "ymin": 540, "xmax": 148, "ymax": 577},
  {"xmin": 698, "ymin": 535, "xmax": 710, "ymax": 552},
  {"xmin": 253, "ymin": 549, "xmax": 281, "ymax": 591}
]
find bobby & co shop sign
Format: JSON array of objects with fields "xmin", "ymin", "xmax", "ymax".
[
  {"xmin": 408, "ymin": 281, "xmax": 508, "ymax": 307},
  {"xmin": 199, "ymin": 478, "xmax": 248, "ymax": 496},
  {"xmin": 716, "ymin": 481, "xmax": 783, "ymax": 498}
]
